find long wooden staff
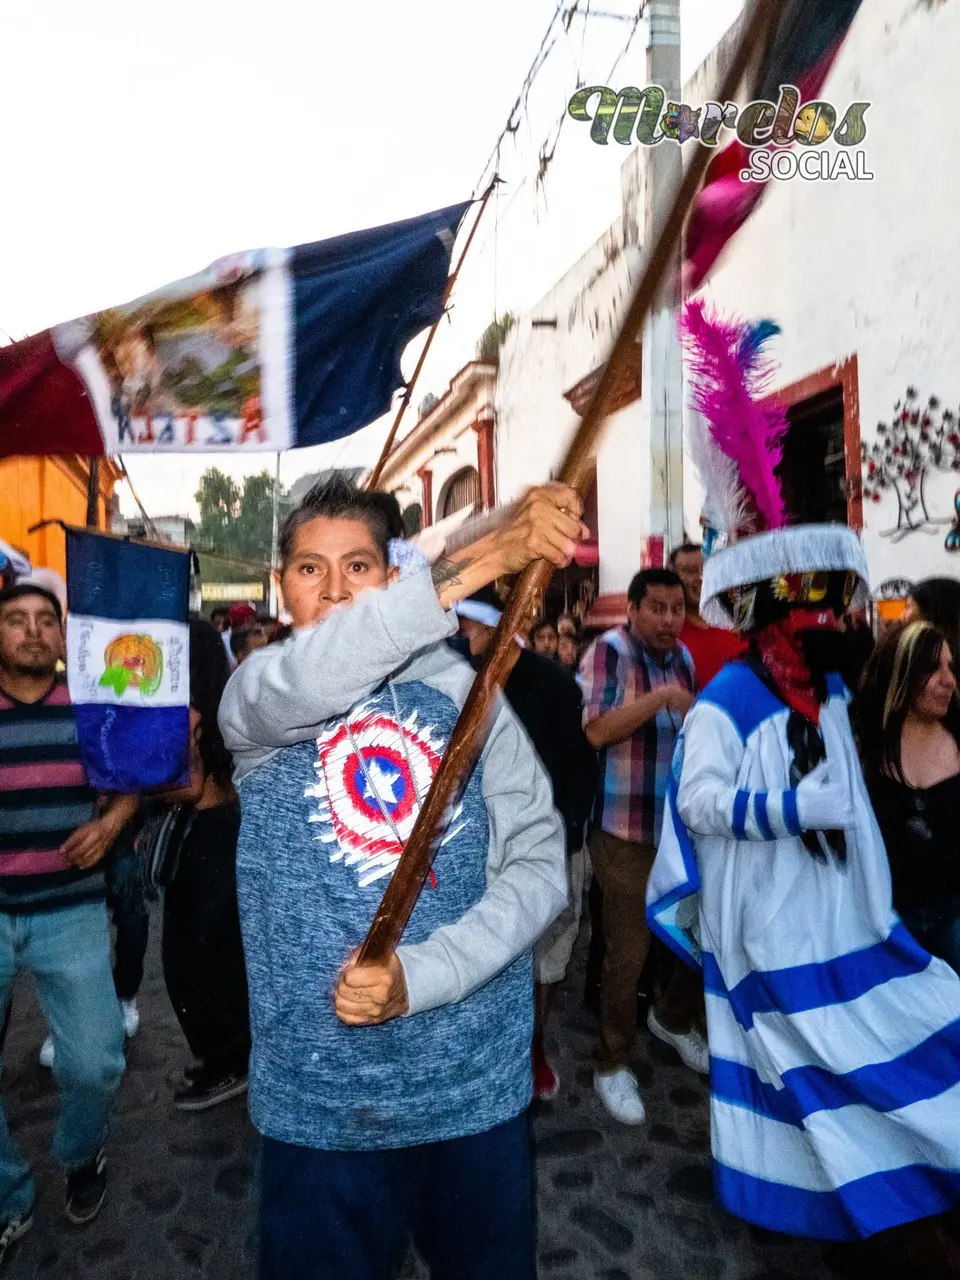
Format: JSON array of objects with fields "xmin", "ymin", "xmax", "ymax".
[
  {"xmin": 359, "ymin": 0, "xmax": 784, "ymax": 965},
  {"xmin": 366, "ymin": 176, "xmax": 500, "ymax": 491}
]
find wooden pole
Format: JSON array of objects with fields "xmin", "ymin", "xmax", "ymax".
[
  {"xmin": 358, "ymin": 0, "xmax": 784, "ymax": 965},
  {"xmin": 366, "ymin": 177, "xmax": 500, "ymax": 491},
  {"xmin": 269, "ymin": 451, "xmax": 282, "ymax": 617}
]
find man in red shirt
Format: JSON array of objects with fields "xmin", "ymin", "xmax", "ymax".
[{"xmin": 669, "ymin": 543, "xmax": 745, "ymax": 689}]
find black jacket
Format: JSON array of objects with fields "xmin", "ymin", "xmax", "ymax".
[{"xmin": 450, "ymin": 639, "xmax": 598, "ymax": 852}]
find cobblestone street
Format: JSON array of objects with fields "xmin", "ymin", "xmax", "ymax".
[{"xmin": 2, "ymin": 925, "xmax": 851, "ymax": 1279}]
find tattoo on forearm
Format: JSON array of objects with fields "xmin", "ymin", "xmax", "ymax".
[{"xmin": 431, "ymin": 557, "xmax": 470, "ymax": 593}]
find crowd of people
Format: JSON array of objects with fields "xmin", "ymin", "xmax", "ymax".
[{"xmin": 3, "ymin": 476, "xmax": 960, "ymax": 1275}]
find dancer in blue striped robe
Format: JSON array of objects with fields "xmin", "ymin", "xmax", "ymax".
[
  {"xmin": 649, "ymin": 627, "xmax": 960, "ymax": 1241},
  {"xmin": 648, "ymin": 303, "xmax": 960, "ymax": 1251}
]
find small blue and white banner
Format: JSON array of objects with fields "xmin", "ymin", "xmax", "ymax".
[{"xmin": 65, "ymin": 529, "xmax": 191, "ymax": 792}]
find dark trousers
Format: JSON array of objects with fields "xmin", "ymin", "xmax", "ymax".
[
  {"xmin": 901, "ymin": 905, "xmax": 960, "ymax": 977},
  {"xmin": 260, "ymin": 1115, "xmax": 537, "ymax": 1280},
  {"xmin": 112, "ymin": 897, "xmax": 149, "ymax": 1001},
  {"xmin": 162, "ymin": 804, "xmax": 250, "ymax": 1075},
  {"xmin": 586, "ymin": 870, "xmax": 658, "ymax": 1015},
  {"xmin": 590, "ymin": 828, "xmax": 704, "ymax": 1071},
  {"xmin": 106, "ymin": 825, "xmax": 151, "ymax": 1002}
]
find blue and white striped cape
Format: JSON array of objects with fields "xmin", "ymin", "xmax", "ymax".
[{"xmin": 647, "ymin": 660, "xmax": 960, "ymax": 1242}]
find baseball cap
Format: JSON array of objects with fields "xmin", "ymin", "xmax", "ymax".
[
  {"xmin": 0, "ymin": 581, "xmax": 63, "ymax": 621},
  {"xmin": 17, "ymin": 568, "xmax": 67, "ymax": 614}
]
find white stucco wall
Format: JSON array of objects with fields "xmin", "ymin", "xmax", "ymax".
[
  {"xmin": 495, "ymin": 220, "xmax": 651, "ymax": 592},
  {"xmin": 693, "ymin": 0, "xmax": 960, "ymax": 594},
  {"xmin": 594, "ymin": 401, "xmax": 650, "ymax": 595},
  {"xmin": 494, "ymin": 219, "xmax": 640, "ymax": 496},
  {"xmin": 495, "ymin": 0, "xmax": 960, "ymax": 602}
]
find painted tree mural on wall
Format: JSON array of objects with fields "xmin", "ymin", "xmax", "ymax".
[{"xmin": 861, "ymin": 388, "xmax": 960, "ymax": 543}]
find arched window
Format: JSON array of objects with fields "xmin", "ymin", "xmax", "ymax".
[
  {"xmin": 439, "ymin": 467, "xmax": 481, "ymax": 520},
  {"xmin": 402, "ymin": 503, "xmax": 422, "ymax": 537}
]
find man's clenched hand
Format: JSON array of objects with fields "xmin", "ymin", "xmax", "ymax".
[
  {"xmin": 334, "ymin": 951, "xmax": 409, "ymax": 1026},
  {"xmin": 491, "ymin": 483, "xmax": 588, "ymax": 575},
  {"xmin": 61, "ymin": 817, "xmax": 118, "ymax": 869}
]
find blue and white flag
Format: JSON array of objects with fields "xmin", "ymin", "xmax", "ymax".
[
  {"xmin": 65, "ymin": 529, "xmax": 190, "ymax": 792},
  {"xmin": 0, "ymin": 200, "xmax": 471, "ymax": 457}
]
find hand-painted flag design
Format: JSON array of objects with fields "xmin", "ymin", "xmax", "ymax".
[
  {"xmin": 684, "ymin": 0, "xmax": 863, "ymax": 292},
  {"xmin": 65, "ymin": 529, "xmax": 190, "ymax": 792},
  {"xmin": 0, "ymin": 201, "xmax": 470, "ymax": 457}
]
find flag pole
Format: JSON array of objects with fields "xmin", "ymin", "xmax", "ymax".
[
  {"xmin": 358, "ymin": 0, "xmax": 785, "ymax": 966},
  {"xmin": 366, "ymin": 176, "xmax": 501, "ymax": 492},
  {"xmin": 85, "ymin": 457, "xmax": 101, "ymax": 529},
  {"xmin": 269, "ymin": 451, "xmax": 282, "ymax": 617}
]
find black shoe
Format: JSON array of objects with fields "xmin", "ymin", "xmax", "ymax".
[
  {"xmin": 173, "ymin": 1071, "xmax": 248, "ymax": 1112},
  {"xmin": 66, "ymin": 1148, "xmax": 106, "ymax": 1225},
  {"xmin": 0, "ymin": 1211, "xmax": 33, "ymax": 1266}
]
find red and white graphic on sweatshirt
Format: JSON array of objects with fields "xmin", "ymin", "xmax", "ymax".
[{"xmin": 306, "ymin": 704, "xmax": 458, "ymax": 889}]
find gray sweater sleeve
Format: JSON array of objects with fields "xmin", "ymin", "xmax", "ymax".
[
  {"xmin": 397, "ymin": 699, "xmax": 568, "ymax": 1015},
  {"xmin": 219, "ymin": 570, "xmax": 457, "ymax": 779}
]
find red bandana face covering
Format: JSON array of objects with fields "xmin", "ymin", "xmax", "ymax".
[{"xmin": 753, "ymin": 609, "xmax": 841, "ymax": 726}]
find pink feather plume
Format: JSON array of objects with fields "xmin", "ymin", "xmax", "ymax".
[{"xmin": 681, "ymin": 299, "xmax": 788, "ymax": 534}]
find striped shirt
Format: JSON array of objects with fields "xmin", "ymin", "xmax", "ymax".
[
  {"xmin": 579, "ymin": 626, "xmax": 695, "ymax": 846},
  {"xmin": 0, "ymin": 677, "xmax": 104, "ymax": 912}
]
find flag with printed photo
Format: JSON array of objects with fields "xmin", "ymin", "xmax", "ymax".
[
  {"xmin": 65, "ymin": 529, "xmax": 191, "ymax": 792},
  {"xmin": 0, "ymin": 201, "xmax": 470, "ymax": 457}
]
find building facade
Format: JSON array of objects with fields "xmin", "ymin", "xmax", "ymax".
[
  {"xmin": 689, "ymin": 0, "xmax": 960, "ymax": 616},
  {"xmin": 494, "ymin": 0, "xmax": 959, "ymax": 624},
  {"xmin": 0, "ymin": 456, "xmax": 120, "ymax": 578},
  {"xmin": 112, "ymin": 513, "xmax": 195, "ymax": 546},
  {"xmin": 375, "ymin": 362, "xmax": 498, "ymax": 554}
]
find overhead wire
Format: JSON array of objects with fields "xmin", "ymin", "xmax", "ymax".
[
  {"xmin": 578, "ymin": 0, "xmax": 592, "ymax": 81},
  {"xmin": 605, "ymin": 2, "xmax": 646, "ymax": 81},
  {"xmin": 468, "ymin": 1, "xmax": 647, "ymax": 265},
  {"xmin": 472, "ymin": 0, "xmax": 575, "ymax": 197}
]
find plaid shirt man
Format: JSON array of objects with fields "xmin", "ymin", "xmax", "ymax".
[{"xmin": 579, "ymin": 625, "xmax": 696, "ymax": 846}]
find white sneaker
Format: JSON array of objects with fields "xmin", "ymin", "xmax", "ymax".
[
  {"xmin": 647, "ymin": 1007, "xmax": 710, "ymax": 1075},
  {"xmin": 594, "ymin": 1068, "xmax": 646, "ymax": 1125},
  {"xmin": 120, "ymin": 998, "xmax": 140, "ymax": 1039},
  {"xmin": 38, "ymin": 1036, "xmax": 54, "ymax": 1069}
]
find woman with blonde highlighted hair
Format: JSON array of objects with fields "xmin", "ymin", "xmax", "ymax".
[{"xmin": 856, "ymin": 621, "xmax": 960, "ymax": 972}]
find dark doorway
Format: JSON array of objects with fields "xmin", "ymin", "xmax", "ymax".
[
  {"xmin": 777, "ymin": 386, "xmax": 849, "ymax": 526},
  {"xmin": 401, "ymin": 503, "xmax": 422, "ymax": 537}
]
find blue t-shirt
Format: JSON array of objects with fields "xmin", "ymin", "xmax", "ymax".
[{"xmin": 236, "ymin": 679, "xmax": 533, "ymax": 1151}]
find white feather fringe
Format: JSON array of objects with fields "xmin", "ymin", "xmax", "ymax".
[{"xmin": 686, "ymin": 411, "xmax": 751, "ymax": 542}]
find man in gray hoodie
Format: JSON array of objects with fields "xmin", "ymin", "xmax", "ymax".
[{"xmin": 218, "ymin": 473, "xmax": 585, "ymax": 1280}]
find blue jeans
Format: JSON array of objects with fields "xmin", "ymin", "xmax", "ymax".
[
  {"xmin": 0, "ymin": 901, "xmax": 125, "ymax": 1218},
  {"xmin": 260, "ymin": 1114, "xmax": 536, "ymax": 1280}
]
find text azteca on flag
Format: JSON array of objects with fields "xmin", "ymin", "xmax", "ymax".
[
  {"xmin": 66, "ymin": 530, "xmax": 191, "ymax": 793},
  {"xmin": 0, "ymin": 201, "xmax": 470, "ymax": 457}
]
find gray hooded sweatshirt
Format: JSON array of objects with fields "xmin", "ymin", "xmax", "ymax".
[{"xmin": 218, "ymin": 568, "xmax": 567, "ymax": 1150}]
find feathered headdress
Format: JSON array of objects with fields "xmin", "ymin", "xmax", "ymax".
[
  {"xmin": 681, "ymin": 301, "xmax": 871, "ymax": 631},
  {"xmin": 681, "ymin": 300, "xmax": 789, "ymax": 548}
]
